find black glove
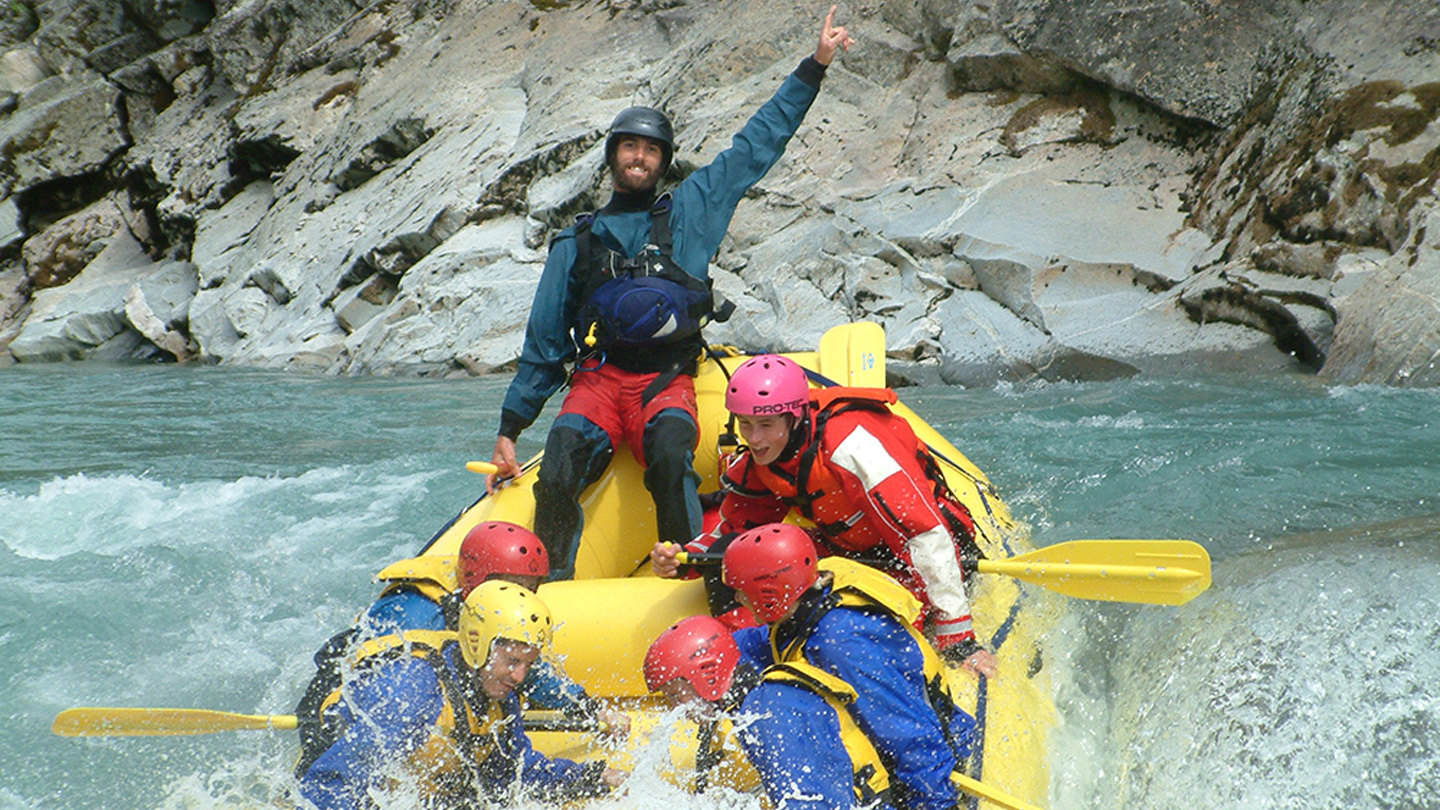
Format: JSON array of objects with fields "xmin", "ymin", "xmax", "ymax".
[
  {"xmin": 559, "ymin": 761, "xmax": 614, "ymax": 800},
  {"xmin": 939, "ymin": 637, "xmax": 985, "ymax": 667}
]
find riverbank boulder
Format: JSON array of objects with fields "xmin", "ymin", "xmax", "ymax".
[{"xmin": 0, "ymin": 0, "xmax": 1435, "ymax": 388}]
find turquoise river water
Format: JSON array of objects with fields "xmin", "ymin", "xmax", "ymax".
[{"xmin": 2, "ymin": 363, "xmax": 1437, "ymax": 810}]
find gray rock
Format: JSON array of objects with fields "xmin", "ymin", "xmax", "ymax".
[
  {"xmin": 527, "ymin": 148, "xmax": 607, "ymax": 227},
  {"xmin": 34, "ymin": 0, "xmax": 153, "ymax": 75},
  {"xmin": 123, "ymin": 261, "xmax": 199, "ymax": 362},
  {"xmin": 128, "ymin": 0, "xmax": 215, "ymax": 42},
  {"xmin": 336, "ymin": 218, "xmax": 538, "ymax": 376},
  {"xmin": 10, "ymin": 230, "xmax": 151, "ymax": 362},
  {"xmin": 967, "ymin": 248, "xmax": 1051, "ymax": 333},
  {"xmin": 204, "ymin": 0, "xmax": 367, "ymax": 95},
  {"xmin": 192, "ymin": 181, "xmax": 275, "ymax": 283},
  {"xmin": 1322, "ymin": 203, "xmax": 1440, "ymax": 387},
  {"xmin": 221, "ymin": 285, "xmax": 273, "ymax": 342},
  {"xmin": 947, "ymin": 33, "xmax": 1078, "ymax": 96},
  {"xmin": 126, "ymin": 65, "xmax": 244, "ymax": 226},
  {"xmin": 993, "ymin": 0, "xmax": 1291, "ymax": 126},
  {"xmin": 0, "ymin": 72, "xmax": 128, "ymax": 197},
  {"xmin": 333, "ymin": 274, "xmax": 395, "ymax": 335},
  {"xmin": 1001, "ymin": 86, "xmax": 1118, "ymax": 155},
  {"xmin": 0, "ymin": 0, "xmax": 1436, "ymax": 386},
  {"xmin": 930, "ymin": 289, "xmax": 1064, "ymax": 384},
  {"xmin": 0, "ymin": 258, "xmax": 26, "ymax": 362},
  {"xmin": 0, "ymin": 196, "xmax": 22, "ymax": 251},
  {"xmin": 186, "ymin": 286, "xmax": 243, "ymax": 359},
  {"xmin": 135, "ymin": 259, "xmax": 198, "ymax": 326},
  {"xmin": 0, "ymin": 46, "xmax": 50, "ymax": 94},
  {"xmin": 228, "ymin": 68, "xmax": 357, "ymax": 182},
  {"xmin": 33, "ymin": 0, "xmax": 211, "ymax": 75},
  {"xmin": 20, "ymin": 196, "xmax": 131, "ymax": 289}
]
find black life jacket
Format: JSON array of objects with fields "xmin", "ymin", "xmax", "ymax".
[
  {"xmin": 569, "ymin": 194, "xmax": 730, "ymax": 374},
  {"xmin": 293, "ymin": 625, "xmax": 357, "ymax": 776}
]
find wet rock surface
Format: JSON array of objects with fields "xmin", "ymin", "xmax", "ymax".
[{"xmin": 0, "ymin": 0, "xmax": 1436, "ymax": 389}]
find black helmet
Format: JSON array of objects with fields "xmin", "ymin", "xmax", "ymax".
[{"xmin": 605, "ymin": 106, "xmax": 674, "ymax": 171}]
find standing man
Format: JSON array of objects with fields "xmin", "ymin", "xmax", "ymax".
[
  {"xmin": 298, "ymin": 581, "xmax": 625, "ymax": 810},
  {"xmin": 488, "ymin": 7, "xmax": 855, "ymax": 580}
]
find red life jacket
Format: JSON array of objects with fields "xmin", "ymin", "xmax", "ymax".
[{"xmin": 743, "ymin": 388, "xmax": 974, "ymax": 556}]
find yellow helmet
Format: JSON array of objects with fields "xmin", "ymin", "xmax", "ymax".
[{"xmin": 457, "ymin": 580, "xmax": 554, "ymax": 668}]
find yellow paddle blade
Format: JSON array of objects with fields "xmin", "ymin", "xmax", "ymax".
[
  {"xmin": 978, "ymin": 539, "xmax": 1212, "ymax": 606},
  {"xmin": 466, "ymin": 460, "xmax": 500, "ymax": 475},
  {"xmin": 816, "ymin": 321, "xmax": 886, "ymax": 388},
  {"xmin": 52, "ymin": 708, "xmax": 298, "ymax": 737},
  {"xmin": 955, "ymin": 772, "xmax": 1047, "ymax": 810}
]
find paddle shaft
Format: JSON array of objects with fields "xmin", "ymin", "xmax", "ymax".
[
  {"xmin": 675, "ymin": 550, "xmax": 724, "ymax": 566},
  {"xmin": 53, "ymin": 707, "xmax": 597, "ymax": 737},
  {"xmin": 677, "ymin": 538, "xmax": 1210, "ymax": 606},
  {"xmin": 955, "ymin": 772, "xmax": 1046, "ymax": 810},
  {"xmin": 53, "ymin": 708, "xmax": 297, "ymax": 737},
  {"xmin": 976, "ymin": 539, "xmax": 1210, "ymax": 605},
  {"xmin": 57, "ymin": 710, "xmax": 1042, "ymax": 806}
]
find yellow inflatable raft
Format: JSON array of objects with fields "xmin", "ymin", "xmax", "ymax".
[{"xmin": 414, "ymin": 322, "xmax": 1057, "ymax": 809}]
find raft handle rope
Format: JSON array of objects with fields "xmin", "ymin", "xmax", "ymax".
[{"xmin": 705, "ymin": 344, "xmax": 746, "ymax": 462}]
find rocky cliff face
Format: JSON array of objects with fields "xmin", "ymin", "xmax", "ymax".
[{"xmin": 0, "ymin": 0, "xmax": 1436, "ymax": 387}]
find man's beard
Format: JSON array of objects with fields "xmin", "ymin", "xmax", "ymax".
[{"xmin": 612, "ymin": 162, "xmax": 661, "ymax": 194}]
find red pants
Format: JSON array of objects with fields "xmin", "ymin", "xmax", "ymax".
[
  {"xmin": 557, "ymin": 359, "xmax": 698, "ymax": 464},
  {"xmin": 535, "ymin": 359, "xmax": 703, "ymax": 579}
]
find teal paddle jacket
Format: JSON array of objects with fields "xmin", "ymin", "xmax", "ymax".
[{"xmin": 498, "ymin": 58, "xmax": 827, "ymax": 442}]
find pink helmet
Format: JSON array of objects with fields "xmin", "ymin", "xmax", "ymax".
[{"xmin": 726, "ymin": 355, "xmax": 810, "ymax": 418}]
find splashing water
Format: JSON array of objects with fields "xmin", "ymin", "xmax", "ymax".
[
  {"xmin": 1045, "ymin": 522, "xmax": 1440, "ymax": 809},
  {"xmin": 5, "ymin": 365, "xmax": 1440, "ymax": 809}
]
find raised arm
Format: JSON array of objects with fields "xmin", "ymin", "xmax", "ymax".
[{"xmin": 814, "ymin": 5, "xmax": 854, "ymax": 66}]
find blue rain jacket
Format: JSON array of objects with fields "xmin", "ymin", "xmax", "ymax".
[
  {"xmin": 360, "ymin": 586, "xmax": 594, "ymax": 711},
  {"xmin": 734, "ymin": 598, "xmax": 976, "ymax": 810},
  {"xmin": 498, "ymin": 59, "xmax": 826, "ymax": 440},
  {"xmin": 298, "ymin": 641, "xmax": 600, "ymax": 810}
]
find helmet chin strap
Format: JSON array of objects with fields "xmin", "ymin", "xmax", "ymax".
[{"xmin": 774, "ymin": 411, "xmax": 811, "ymax": 463}]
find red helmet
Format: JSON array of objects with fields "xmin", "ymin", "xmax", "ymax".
[
  {"xmin": 644, "ymin": 615, "xmax": 741, "ymax": 702},
  {"xmin": 458, "ymin": 521, "xmax": 550, "ymax": 597},
  {"xmin": 722, "ymin": 524, "xmax": 818, "ymax": 623},
  {"xmin": 726, "ymin": 354, "xmax": 810, "ymax": 418}
]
